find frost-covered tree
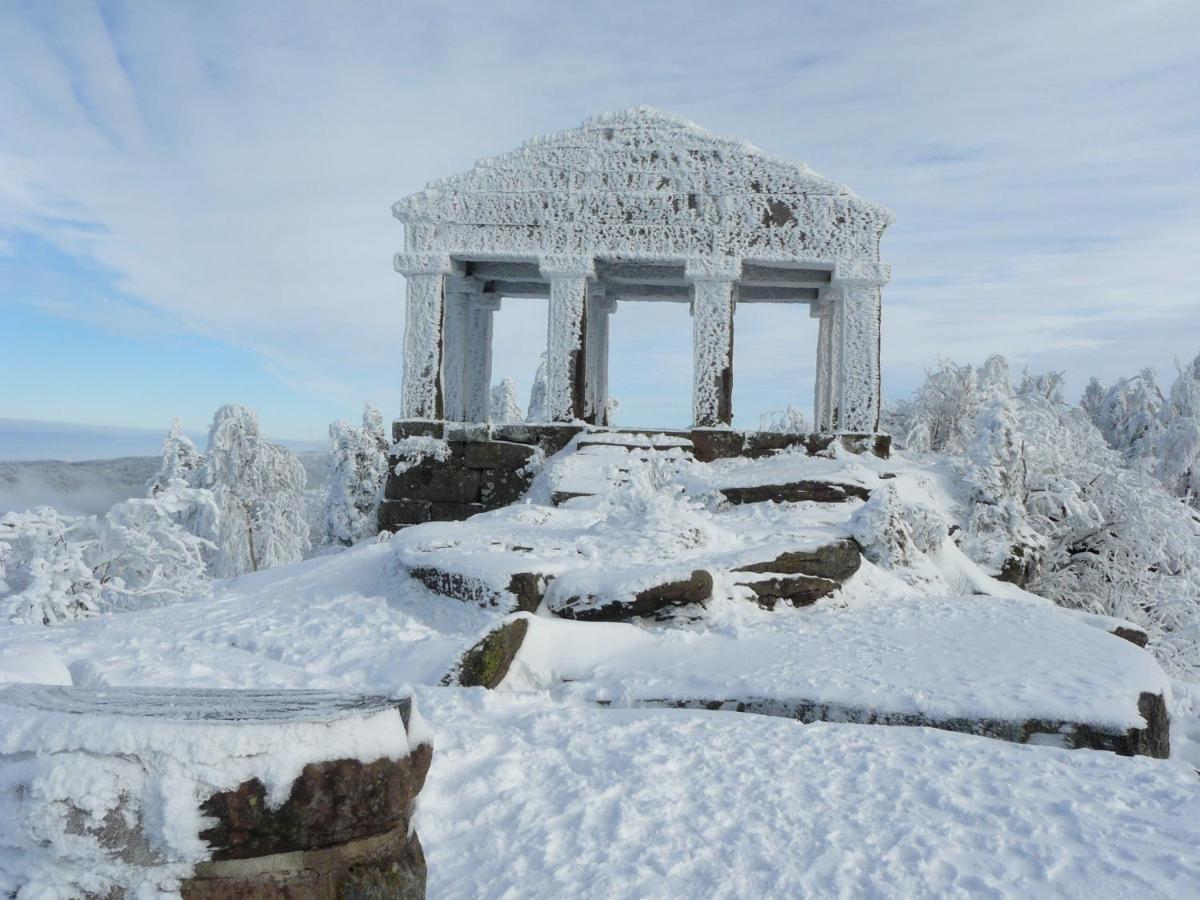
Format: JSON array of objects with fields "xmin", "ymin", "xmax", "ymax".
[
  {"xmin": 147, "ymin": 418, "xmax": 204, "ymax": 495},
  {"xmin": 490, "ymin": 378, "xmax": 524, "ymax": 424},
  {"xmin": 1157, "ymin": 353, "xmax": 1200, "ymax": 508},
  {"xmin": 894, "ymin": 354, "xmax": 1200, "ymax": 678},
  {"xmin": 362, "ymin": 404, "xmax": 389, "ymax": 458},
  {"xmin": 1092, "ymin": 371, "xmax": 1164, "ymax": 466},
  {"xmin": 321, "ymin": 409, "xmax": 389, "ymax": 548},
  {"xmin": 198, "ymin": 404, "xmax": 308, "ymax": 577},
  {"xmin": 891, "ymin": 359, "xmax": 979, "ymax": 453},
  {"xmin": 758, "ymin": 405, "xmax": 809, "ymax": 434},
  {"xmin": 1080, "ymin": 377, "xmax": 1105, "ymax": 424},
  {"xmin": 526, "ymin": 353, "xmax": 549, "ymax": 423},
  {"xmin": 0, "ymin": 482, "xmax": 218, "ymax": 625}
]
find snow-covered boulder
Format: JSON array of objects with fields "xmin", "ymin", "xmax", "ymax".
[{"xmin": 0, "ymin": 685, "xmax": 431, "ymax": 898}]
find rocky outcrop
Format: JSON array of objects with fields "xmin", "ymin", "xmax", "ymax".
[
  {"xmin": 719, "ymin": 480, "xmax": 871, "ymax": 505},
  {"xmin": 406, "ymin": 566, "xmax": 547, "ymax": 613},
  {"xmin": 733, "ymin": 539, "xmax": 862, "ymax": 608},
  {"xmin": 549, "ymin": 569, "xmax": 713, "ymax": 621},
  {"xmin": 647, "ymin": 690, "xmax": 1169, "ymax": 759},
  {"xmin": 447, "ymin": 618, "xmax": 530, "ymax": 689}
]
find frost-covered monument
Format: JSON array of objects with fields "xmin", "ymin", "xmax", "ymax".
[
  {"xmin": 383, "ymin": 108, "xmax": 892, "ymax": 528},
  {"xmin": 393, "ymin": 107, "xmax": 891, "ymax": 432}
]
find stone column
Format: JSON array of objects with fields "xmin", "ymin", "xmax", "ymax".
[
  {"xmin": 811, "ymin": 299, "xmax": 834, "ymax": 430},
  {"xmin": 395, "ymin": 252, "xmax": 455, "ymax": 420},
  {"xmin": 686, "ymin": 258, "xmax": 739, "ymax": 428},
  {"xmin": 464, "ymin": 293, "xmax": 501, "ymax": 422},
  {"xmin": 584, "ymin": 281, "xmax": 615, "ymax": 425},
  {"xmin": 442, "ymin": 276, "xmax": 481, "ymax": 422},
  {"xmin": 830, "ymin": 261, "xmax": 888, "ymax": 433},
  {"xmin": 540, "ymin": 256, "xmax": 595, "ymax": 422}
]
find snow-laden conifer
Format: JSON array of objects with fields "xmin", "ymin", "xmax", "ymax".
[
  {"xmin": 321, "ymin": 408, "xmax": 389, "ymax": 548},
  {"xmin": 489, "ymin": 378, "xmax": 524, "ymax": 424},
  {"xmin": 146, "ymin": 418, "xmax": 204, "ymax": 495},
  {"xmin": 199, "ymin": 404, "xmax": 308, "ymax": 576}
]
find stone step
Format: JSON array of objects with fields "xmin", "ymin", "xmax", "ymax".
[{"xmin": 718, "ymin": 480, "xmax": 871, "ymax": 505}]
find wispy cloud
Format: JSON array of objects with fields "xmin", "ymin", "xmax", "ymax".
[{"xmin": 1, "ymin": 0, "xmax": 1198, "ymax": 427}]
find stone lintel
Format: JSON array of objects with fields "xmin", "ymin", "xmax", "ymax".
[
  {"xmin": 394, "ymin": 252, "xmax": 455, "ymax": 276},
  {"xmin": 831, "ymin": 260, "xmax": 890, "ymax": 286},
  {"xmin": 684, "ymin": 256, "xmax": 742, "ymax": 282},
  {"xmin": 539, "ymin": 255, "xmax": 596, "ymax": 280}
]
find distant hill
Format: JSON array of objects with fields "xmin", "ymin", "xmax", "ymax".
[{"xmin": 0, "ymin": 418, "xmax": 325, "ymax": 463}]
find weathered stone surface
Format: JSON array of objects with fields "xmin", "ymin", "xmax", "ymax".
[
  {"xmin": 491, "ymin": 422, "xmax": 583, "ymax": 454},
  {"xmin": 735, "ymin": 539, "xmax": 862, "ymax": 581},
  {"xmin": 1112, "ymin": 626, "xmax": 1149, "ymax": 648},
  {"xmin": 198, "ymin": 748, "xmax": 432, "ymax": 860},
  {"xmin": 378, "ymin": 499, "xmax": 431, "ymax": 529},
  {"xmin": 182, "ymin": 826, "xmax": 426, "ymax": 899},
  {"xmin": 720, "ymin": 480, "xmax": 871, "ymax": 505},
  {"xmin": 464, "ymin": 440, "xmax": 537, "ymax": 469},
  {"xmin": 391, "ymin": 419, "xmax": 445, "ymax": 442},
  {"xmin": 479, "ymin": 467, "xmax": 532, "ymax": 506},
  {"xmin": 551, "ymin": 490, "xmax": 594, "ymax": 506},
  {"xmin": 448, "ymin": 618, "xmax": 530, "ymax": 689},
  {"xmin": 689, "ymin": 429, "xmax": 745, "ymax": 463},
  {"xmin": 996, "ymin": 543, "xmax": 1040, "ymax": 588},
  {"xmin": 650, "ymin": 689, "xmax": 1170, "ymax": 759},
  {"xmin": 389, "ymin": 467, "xmax": 481, "ymax": 504},
  {"xmin": 506, "ymin": 572, "xmax": 548, "ymax": 613},
  {"xmin": 551, "ymin": 569, "xmax": 713, "ymax": 621},
  {"xmin": 740, "ymin": 574, "xmax": 841, "ymax": 609},
  {"xmin": 428, "ymin": 501, "xmax": 486, "ymax": 521}
]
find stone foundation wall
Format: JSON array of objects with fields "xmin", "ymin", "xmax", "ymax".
[{"xmin": 380, "ymin": 420, "xmax": 891, "ymax": 531}]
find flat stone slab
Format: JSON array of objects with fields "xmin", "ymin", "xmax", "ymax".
[
  {"xmin": 719, "ymin": 479, "xmax": 872, "ymax": 505},
  {"xmin": 503, "ymin": 593, "xmax": 1172, "ymax": 757},
  {"xmin": 0, "ymin": 685, "xmax": 430, "ymax": 898},
  {"xmin": 547, "ymin": 567, "xmax": 714, "ymax": 621}
]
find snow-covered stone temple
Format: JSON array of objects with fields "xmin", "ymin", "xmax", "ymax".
[
  {"xmin": 392, "ymin": 107, "xmax": 892, "ymax": 433},
  {"xmin": 383, "ymin": 108, "xmax": 894, "ymax": 529}
]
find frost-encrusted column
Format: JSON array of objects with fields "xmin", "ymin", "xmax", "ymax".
[
  {"xmin": 396, "ymin": 252, "xmax": 455, "ymax": 420},
  {"xmin": 464, "ymin": 293, "xmax": 500, "ymax": 422},
  {"xmin": 686, "ymin": 258, "xmax": 739, "ymax": 428},
  {"xmin": 830, "ymin": 262, "xmax": 888, "ymax": 433},
  {"xmin": 442, "ymin": 276, "xmax": 480, "ymax": 421},
  {"xmin": 812, "ymin": 300, "xmax": 834, "ymax": 430},
  {"xmin": 584, "ymin": 282, "xmax": 615, "ymax": 425},
  {"xmin": 541, "ymin": 256, "xmax": 595, "ymax": 422}
]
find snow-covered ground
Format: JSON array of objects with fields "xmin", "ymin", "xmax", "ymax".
[{"xmin": 1, "ymin": 439, "xmax": 1198, "ymax": 897}]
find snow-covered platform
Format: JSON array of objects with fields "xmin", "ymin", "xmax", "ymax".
[
  {"xmin": 0, "ymin": 684, "xmax": 431, "ymax": 898},
  {"xmin": 503, "ymin": 590, "xmax": 1171, "ymax": 756}
]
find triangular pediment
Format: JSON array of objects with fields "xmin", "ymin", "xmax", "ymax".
[{"xmin": 394, "ymin": 107, "xmax": 878, "ymax": 224}]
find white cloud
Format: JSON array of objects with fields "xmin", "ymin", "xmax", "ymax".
[{"xmin": 1, "ymin": 0, "xmax": 1198, "ymax": 421}]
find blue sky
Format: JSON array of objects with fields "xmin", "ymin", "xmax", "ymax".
[{"xmin": 2, "ymin": 0, "xmax": 1199, "ymax": 442}]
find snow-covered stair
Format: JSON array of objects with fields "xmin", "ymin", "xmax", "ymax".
[{"xmin": 549, "ymin": 432, "xmax": 695, "ymax": 505}]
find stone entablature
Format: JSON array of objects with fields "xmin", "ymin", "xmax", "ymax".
[{"xmin": 393, "ymin": 107, "xmax": 892, "ymax": 433}]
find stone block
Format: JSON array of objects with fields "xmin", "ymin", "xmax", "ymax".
[
  {"xmin": 429, "ymin": 501, "xmax": 486, "ymax": 521},
  {"xmin": 389, "ymin": 467, "xmax": 481, "ymax": 504},
  {"xmin": 465, "ymin": 440, "xmax": 538, "ymax": 470},
  {"xmin": 392, "ymin": 419, "xmax": 445, "ymax": 442},
  {"xmin": 550, "ymin": 569, "xmax": 713, "ymax": 621},
  {"xmin": 447, "ymin": 618, "xmax": 530, "ymax": 689},
  {"xmin": 378, "ymin": 499, "xmax": 431, "ymax": 528},
  {"xmin": 719, "ymin": 480, "xmax": 871, "ymax": 505},
  {"xmin": 479, "ymin": 467, "xmax": 533, "ymax": 507},
  {"xmin": 734, "ymin": 539, "xmax": 862, "ymax": 582},
  {"xmin": 689, "ymin": 429, "xmax": 745, "ymax": 462}
]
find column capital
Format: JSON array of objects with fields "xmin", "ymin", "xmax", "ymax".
[
  {"xmin": 394, "ymin": 252, "xmax": 455, "ymax": 276},
  {"xmin": 539, "ymin": 256, "xmax": 595, "ymax": 279},
  {"xmin": 684, "ymin": 256, "xmax": 742, "ymax": 283},
  {"xmin": 475, "ymin": 293, "xmax": 503, "ymax": 312},
  {"xmin": 831, "ymin": 260, "xmax": 890, "ymax": 286}
]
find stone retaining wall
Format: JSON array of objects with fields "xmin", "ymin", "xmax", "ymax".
[{"xmin": 380, "ymin": 419, "xmax": 891, "ymax": 530}]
